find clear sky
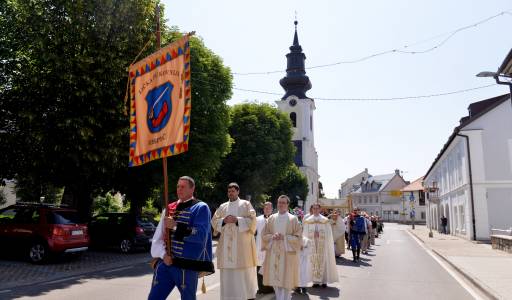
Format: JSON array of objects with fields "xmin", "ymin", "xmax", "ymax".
[{"xmin": 162, "ymin": 0, "xmax": 512, "ymax": 198}]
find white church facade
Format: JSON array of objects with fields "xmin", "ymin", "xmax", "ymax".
[{"xmin": 276, "ymin": 21, "xmax": 319, "ymax": 210}]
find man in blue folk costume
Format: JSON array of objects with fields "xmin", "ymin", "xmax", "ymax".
[{"xmin": 148, "ymin": 176, "xmax": 214, "ymax": 300}]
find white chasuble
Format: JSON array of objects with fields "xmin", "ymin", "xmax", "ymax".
[
  {"xmin": 261, "ymin": 212, "xmax": 302, "ymax": 290},
  {"xmin": 211, "ymin": 198, "xmax": 257, "ymax": 269},
  {"xmin": 331, "ymin": 218, "xmax": 346, "ymax": 256},
  {"xmin": 211, "ymin": 198, "xmax": 258, "ymax": 300},
  {"xmin": 302, "ymin": 214, "xmax": 339, "ymax": 284}
]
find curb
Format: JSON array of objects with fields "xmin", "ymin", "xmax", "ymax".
[{"xmin": 407, "ymin": 229, "xmax": 500, "ymax": 300}]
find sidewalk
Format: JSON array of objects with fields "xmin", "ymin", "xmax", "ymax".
[
  {"xmin": 408, "ymin": 225, "xmax": 512, "ymax": 300},
  {"xmin": 0, "ymin": 250, "xmax": 151, "ymax": 290},
  {"xmin": 0, "ymin": 241, "xmax": 219, "ymax": 291}
]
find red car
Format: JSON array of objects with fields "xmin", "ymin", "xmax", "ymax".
[{"xmin": 0, "ymin": 203, "xmax": 89, "ymax": 263}]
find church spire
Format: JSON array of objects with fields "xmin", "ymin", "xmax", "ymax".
[{"xmin": 279, "ymin": 20, "xmax": 312, "ymax": 100}]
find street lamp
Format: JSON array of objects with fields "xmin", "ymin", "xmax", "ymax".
[
  {"xmin": 476, "ymin": 71, "xmax": 512, "ymax": 95},
  {"xmin": 476, "ymin": 48, "xmax": 512, "ymax": 108}
]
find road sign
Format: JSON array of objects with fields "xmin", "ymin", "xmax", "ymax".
[{"xmin": 409, "ymin": 192, "xmax": 415, "ymax": 201}]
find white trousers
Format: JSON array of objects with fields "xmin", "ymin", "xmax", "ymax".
[
  {"xmin": 273, "ymin": 287, "xmax": 291, "ymax": 300},
  {"xmin": 220, "ymin": 267, "xmax": 258, "ymax": 300}
]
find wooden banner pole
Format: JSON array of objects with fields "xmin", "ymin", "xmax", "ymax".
[{"xmin": 155, "ymin": 4, "xmax": 172, "ymax": 260}]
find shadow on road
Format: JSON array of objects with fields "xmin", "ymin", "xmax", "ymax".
[
  {"xmin": 335, "ymin": 253, "xmax": 373, "ymax": 267},
  {"xmin": 0, "ymin": 249, "xmax": 152, "ymax": 299},
  {"xmin": 304, "ymin": 286, "xmax": 340, "ymax": 298}
]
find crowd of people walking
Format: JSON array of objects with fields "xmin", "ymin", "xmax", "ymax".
[{"xmin": 147, "ymin": 177, "xmax": 384, "ymax": 300}]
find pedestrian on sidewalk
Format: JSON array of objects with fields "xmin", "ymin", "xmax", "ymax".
[
  {"xmin": 211, "ymin": 183, "xmax": 258, "ymax": 300},
  {"xmin": 261, "ymin": 195, "xmax": 302, "ymax": 300},
  {"xmin": 441, "ymin": 216, "xmax": 448, "ymax": 234},
  {"xmin": 148, "ymin": 176, "xmax": 215, "ymax": 300}
]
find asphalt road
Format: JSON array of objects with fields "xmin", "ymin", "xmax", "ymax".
[{"xmin": 2, "ymin": 224, "xmax": 479, "ymax": 300}]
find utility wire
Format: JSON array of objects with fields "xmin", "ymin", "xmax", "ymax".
[
  {"xmin": 192, "ymin": 77, "xmax": 499, "ymax": 101},
  {"xmin": 232, "ymin": 10, "xmax": 512, "ymax": 76},
  {"xmin": 233, "ymin": 84, "xmax": 498, "ymax": 101}
]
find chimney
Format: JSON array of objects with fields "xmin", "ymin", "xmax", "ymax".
[{"xmin": 395, "ymin": 169, "xmax": 400, "ymax": 176}]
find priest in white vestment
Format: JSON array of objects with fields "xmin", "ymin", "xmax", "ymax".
[
  {"xmin": 255, "ymin": 201, "xmax": 274, "ymax": 294},
  {"xmin": 261, "ymin": 195, "xmax": 302, "ymax": 300},
  {"xmin": 330, "ymin": 211, "xmax": 346, "ymax": 256},
  {"xmin": 302, "ymin": 203, "xmax": 338, "ymax": 288},
  {"xmin": 211, "ymin": 183, "xmax": 258, "ymax": 300}
]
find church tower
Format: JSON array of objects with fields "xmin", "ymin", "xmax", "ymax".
[{"xmin": 276, "ymin": 21, "xmax": 319, "ymax": 210}]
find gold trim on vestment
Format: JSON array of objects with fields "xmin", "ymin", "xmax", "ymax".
[{"xmin": 303, "ymin": 219, "xmax": 330, "ymax": 225}]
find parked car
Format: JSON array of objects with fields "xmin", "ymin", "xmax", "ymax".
[
  {"xmin": 88, "ymin": 212, "xmax": 155, "ymax": 253},
  {"xmin": 0, "ymin": 203, "xmax": 89, "ymax": 264}
]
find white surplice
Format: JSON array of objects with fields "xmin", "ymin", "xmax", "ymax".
[{"xmin": 211, "ymin": 198, "xmax": 258, "ymax": 300}]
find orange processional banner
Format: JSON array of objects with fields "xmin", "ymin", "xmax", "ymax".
[{"xmin": 128, "ymin": 36, "xmax": 191, "ymax": 167}]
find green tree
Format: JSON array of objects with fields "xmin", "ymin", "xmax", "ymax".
[
  {"xmin": 0, "ymin": 1, "xmax": 232, "ymax": 216},
  {"xmin": 215, "ymin": 103, "xmax": 295, "ymax": 207},
  {"xmin": 91, "ymin": 192, "xmax": 125, "ymax": 215},
  {"xmin": 269, "ymin": 164, "xmax": 309, "ymax": 208},
  {"xmin": 318, "ymin": 181, "xmax": 325, "ymax": 198}
]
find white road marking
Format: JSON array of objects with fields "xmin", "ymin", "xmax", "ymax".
[
  {"xmin": 406, "ymin": 230, "xmax": 484, "ymax": 300},
  {"xmin": 104, "ymin": 266, "xmax": 134, "ymax": 273},
  {"xmin": 0, "ymin": 289, "xmax": 12, "ymax": 294}
]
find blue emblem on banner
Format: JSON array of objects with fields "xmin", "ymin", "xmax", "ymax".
[{"xmin": 146, "ymin": 82, "xmax": 173, "ymax": 133}]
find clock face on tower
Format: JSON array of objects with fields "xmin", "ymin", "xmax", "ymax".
[{"xmin": 289, "ymin": 99, "xmax": 297, "ymax": 107}]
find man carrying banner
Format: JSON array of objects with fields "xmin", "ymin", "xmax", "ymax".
[
  {"xmin": 148, "ymin": 176, "xmax": 214, "ymax": 300},
  {"xmin": 211, "ymin": 183, "xmax": 258, "ymax": 300}
]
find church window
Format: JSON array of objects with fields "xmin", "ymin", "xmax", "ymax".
[
  {"xmin": 310, "ymin": 115, "xmax": 313, "ymax": 131},
  {"xmin": 290, "ymin": 112, "xmax": 297, "ymax": 127}
]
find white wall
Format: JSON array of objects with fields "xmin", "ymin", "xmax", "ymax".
[
  {"xmin": 426, "ymin": 99, "xmax": 512, "ymax": 240},
  {"xmin": 277, "ymin": 96, "xmax": 320, "ymax": 210}
]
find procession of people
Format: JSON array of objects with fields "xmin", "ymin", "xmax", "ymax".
[{"xmin": 149, "ymin": 177, "xmax": 384, "ymax": 300}]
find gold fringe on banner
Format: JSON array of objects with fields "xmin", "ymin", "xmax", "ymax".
[{"xmin": 123, "ymin": 31, "xmax": 196, "ymax": 115}]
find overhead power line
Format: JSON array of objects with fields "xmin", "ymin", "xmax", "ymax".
[
  {"xmin": 233, "ymin": 84, "xmax": 498, "ymax": 101},
  {"xmin": 192, "ymin": 77, "xmax": 499, "ymax": 101},
  {"xmin": 232, "ymin": 10, "xmax": 512, "ymax": 76}
]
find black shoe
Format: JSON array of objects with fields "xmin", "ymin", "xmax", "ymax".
[
  {"xmin": 312, "ymin": 283, "xmax": 320, "ymax": 288},
  {"xmin": 321, "ymin": 284, "xmax": 327, "ymax": 288},
  {"xmin": 301, "ymin": 287, "xmax": 308, "ymax": 294},
  {"xmin": 294, "ymin": 287, "xmax": 302, "ymax": 294}
]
